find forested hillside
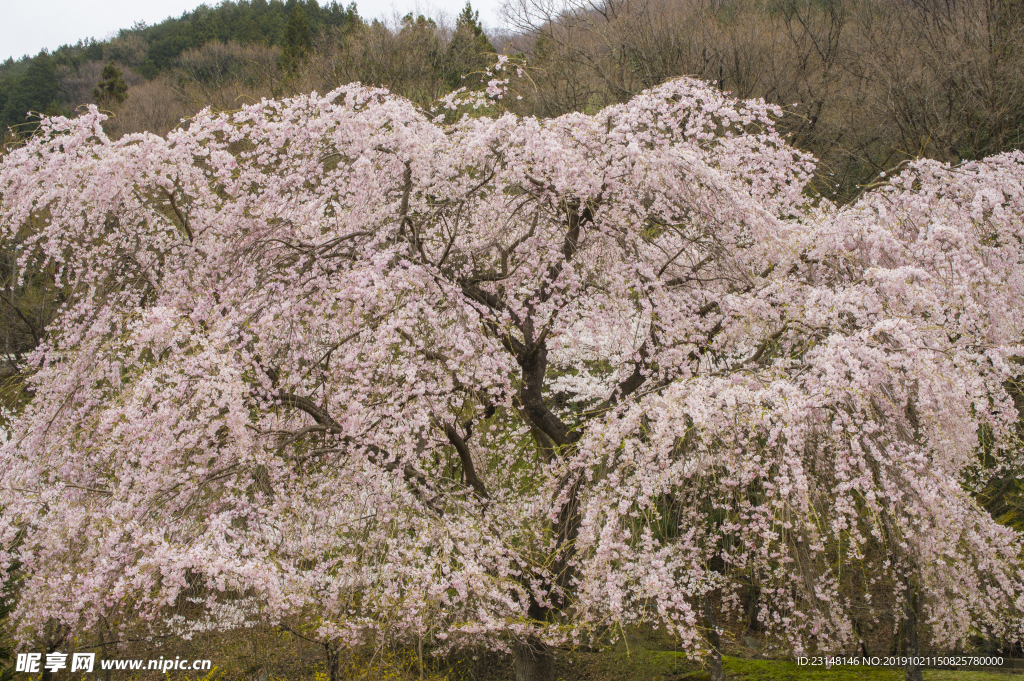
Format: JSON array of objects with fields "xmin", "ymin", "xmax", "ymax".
[{"xmin": 0, "ymin": 0, "xmax": 357, "ymax": 124}]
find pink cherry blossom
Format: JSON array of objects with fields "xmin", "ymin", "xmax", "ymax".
[{"xmin": 0, "ymin": 76, "xmax": 1022, "ymax": 663}]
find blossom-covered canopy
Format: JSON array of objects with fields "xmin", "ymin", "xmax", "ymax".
[{"xmin": 1, "ymin": 77, "xmax": 1022, "ymax": 659}]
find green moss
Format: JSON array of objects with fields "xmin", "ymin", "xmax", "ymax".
[{"xmin": 561, "ymin": 648, "xmax": 706, "ymax": 681}]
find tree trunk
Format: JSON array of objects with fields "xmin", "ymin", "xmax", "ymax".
[
  {"xmin": 703, "ymin": 595, "xmax": 725, "ymax": 681},
  {"xmin": 40, "ymin": 620, "xmax": 67, "ymax": 681},
  {"xmin": 514, "ymin": 637, "xmax": 554, "ymax": 681},
  {"xmin": 325, "ymin": 642, "xmax": 342, "ymax": 681},
  {"xmin": 417, "ymin": 634, "xmax": 424, "ymax": 680},
  {"xmin": 904, "ymin": 582, "xmax": 923, "ymax": 681}
]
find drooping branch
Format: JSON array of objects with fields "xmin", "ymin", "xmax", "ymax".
[
  {"xmin": 277, "ymin": 391, "xmax": 439, "ymax": 511},
  {"xmin": 443, "ymin": 423, "xmax": 489, "ymax": 500},
  {"xmin": 278, "ymin": 391, "xmax": 342, "ymax": 431}
]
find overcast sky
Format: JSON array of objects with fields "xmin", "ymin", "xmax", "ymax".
[{"xmin": 2, "ymin": 0, "xmax": 508, "ymax": 63}]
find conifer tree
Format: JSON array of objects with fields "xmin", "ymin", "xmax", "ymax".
[
  {"xmin": 456, "ymin": 1, "xmax": 486, "ymax": 36},
  {"xmin": 92, "ymin": 62, "xmax": 128, "ymax": 108},
  {"xmin": 442, "ymin": 2, "xmax": 496, "ymax": 89},
  {"xmin": 280, "ymin": 2, "xmax": 312, "ymax": 73},
  {"xmin": 1, "ymin": 52, "xmax": 60, "ymax": 126}
]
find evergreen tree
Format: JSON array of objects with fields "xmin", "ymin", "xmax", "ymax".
[
  {"xmin": 0, "ymin": 1, "xmax": 360, "ymax": 89},
  {"xmin": 279, "ymin": 2, "xmax": 313, "ymax": 72},
  {"xmin": 456, "ymin": 1, "xmax": 486, "ymax": 36},
  {"xmin": 239, "ymin": 15, "xmax": 264, "ymax": 44},
  {"xmin": 324, "ymin": 1, "xmax": 360, "ymax": 33},
  {"xmin": 84, "ymin": 40, "xmax": 103, "ymax": 62},
  {"xmin": 0, "ymin": 80, "xmax": 9, "ymax": 123},
  {"xmin": 1, "ymin": 52, "xmax": 60, "ymax": 127},
  {"xmin": 441, "ymin": 2, "xmax": 496, "ymax": 89},
  {"xmin": 93, "ymin": 61, "xmax": 129, "ymax": 107}
]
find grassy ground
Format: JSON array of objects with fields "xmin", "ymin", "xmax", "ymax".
[
  {"xmin": 537, "ymin": 624, "xmax": 1024, "ymax": 681},
  {"xmin": 33, "ymin": 624, "xmax": 1018, "ymax": 681}
]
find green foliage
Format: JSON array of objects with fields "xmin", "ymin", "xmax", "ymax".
[
  {"xmin": 456, "ymin": 1, "xmax": 486, "ymax": 36},
  {"xmin": 0, "ymin": 621, "xmax": 11, "ymax": 680},
  {"xmin": 93, "ymin": 61, "xmax": 129, "ymax": 107},
  {"xmin": 84, "ymin": 40, "xmax": 104, "ymax": 62},
  {"xmin": 0, "ymin": 1, "xmax": 361, "ymax": 131},
  {"xmin": 562, "ymin": 651, "xmax": 1023, "ymax": 681},
  {"xmin": 280, "ymin": 2, "xmax": 313, "ymax": 73},
  {"xmin": 577, "ymin": 647, "xmax": 705, "ymax": 681},
  {"xmin": 139, "ymin": 0, "xmax": 355, "ymax": 72},
  {"xmin": 440, "ymin": 2, "xmax": 496, "ymax": 90},
  {"xmin": 0, "ymin": 602, "xmax": 12, "ymax": 681},
  {"xmin": 0, "ymin": 51, "xmax": 60, "ymax": 128},
  {"xmin": 559, "ymin": 642, "xmax": 1024, "ymax": 681}
]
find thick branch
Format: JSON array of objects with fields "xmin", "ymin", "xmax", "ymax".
[
  {"xmin": 595, "ymin": 338, "xmax": 651, "ymax": 412},
  {"xmin": 553, "ymin": 473, "xmax": 585, "ymax": 596},
  {"xmin": 460, "ymin": 281, "xmax": 509, "ymax": 315},
  {"xmin": 443, "ymin": 423, "xmax": 489, "ymax": 500},
  {"xmin": 742, "ymin": 325, "xmax": 787, "ymax": 367},
  {"xmin": 162, "ymin": 188, "xmax": 194, "ymax": 243},
  {"xmin": 276, "ymin": 424, "xmax": 328, "ymax": 454},
  {"xmin": 461, "ymin": 283, "xmax": 527, "ymax": 357},
  {"xmin": 561, "ymin": 199, "xmax": 585, "ymax": 262},
  {"xmin": 518, "ymin": 342, "xmax": 577, "ymax": 447},
  {"xmin": 278, "ymin": 391, "xmax": 341, "ymax": 431},
  {"xmin": 277, "ymin": 391, "xmax": 438, "ymax": 510},
  {"xmin": 399, "ymin": 330, "xmax": 450, "ymax": 363},
  {"xmin": 397, "ymin": 161, "xmax": 426, "ymax": 259},
  {"xmin": 538, "ymin": 199, "xmax": 595, "ymax": 303}
]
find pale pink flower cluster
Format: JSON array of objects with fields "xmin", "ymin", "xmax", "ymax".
[
  {"xmin": 437, "ymin": 54, "xmax": 526, "ymax": 112},
  {"xmin": 0, "ymin": 76, "xmax": 1021, "ymax": 655}
]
